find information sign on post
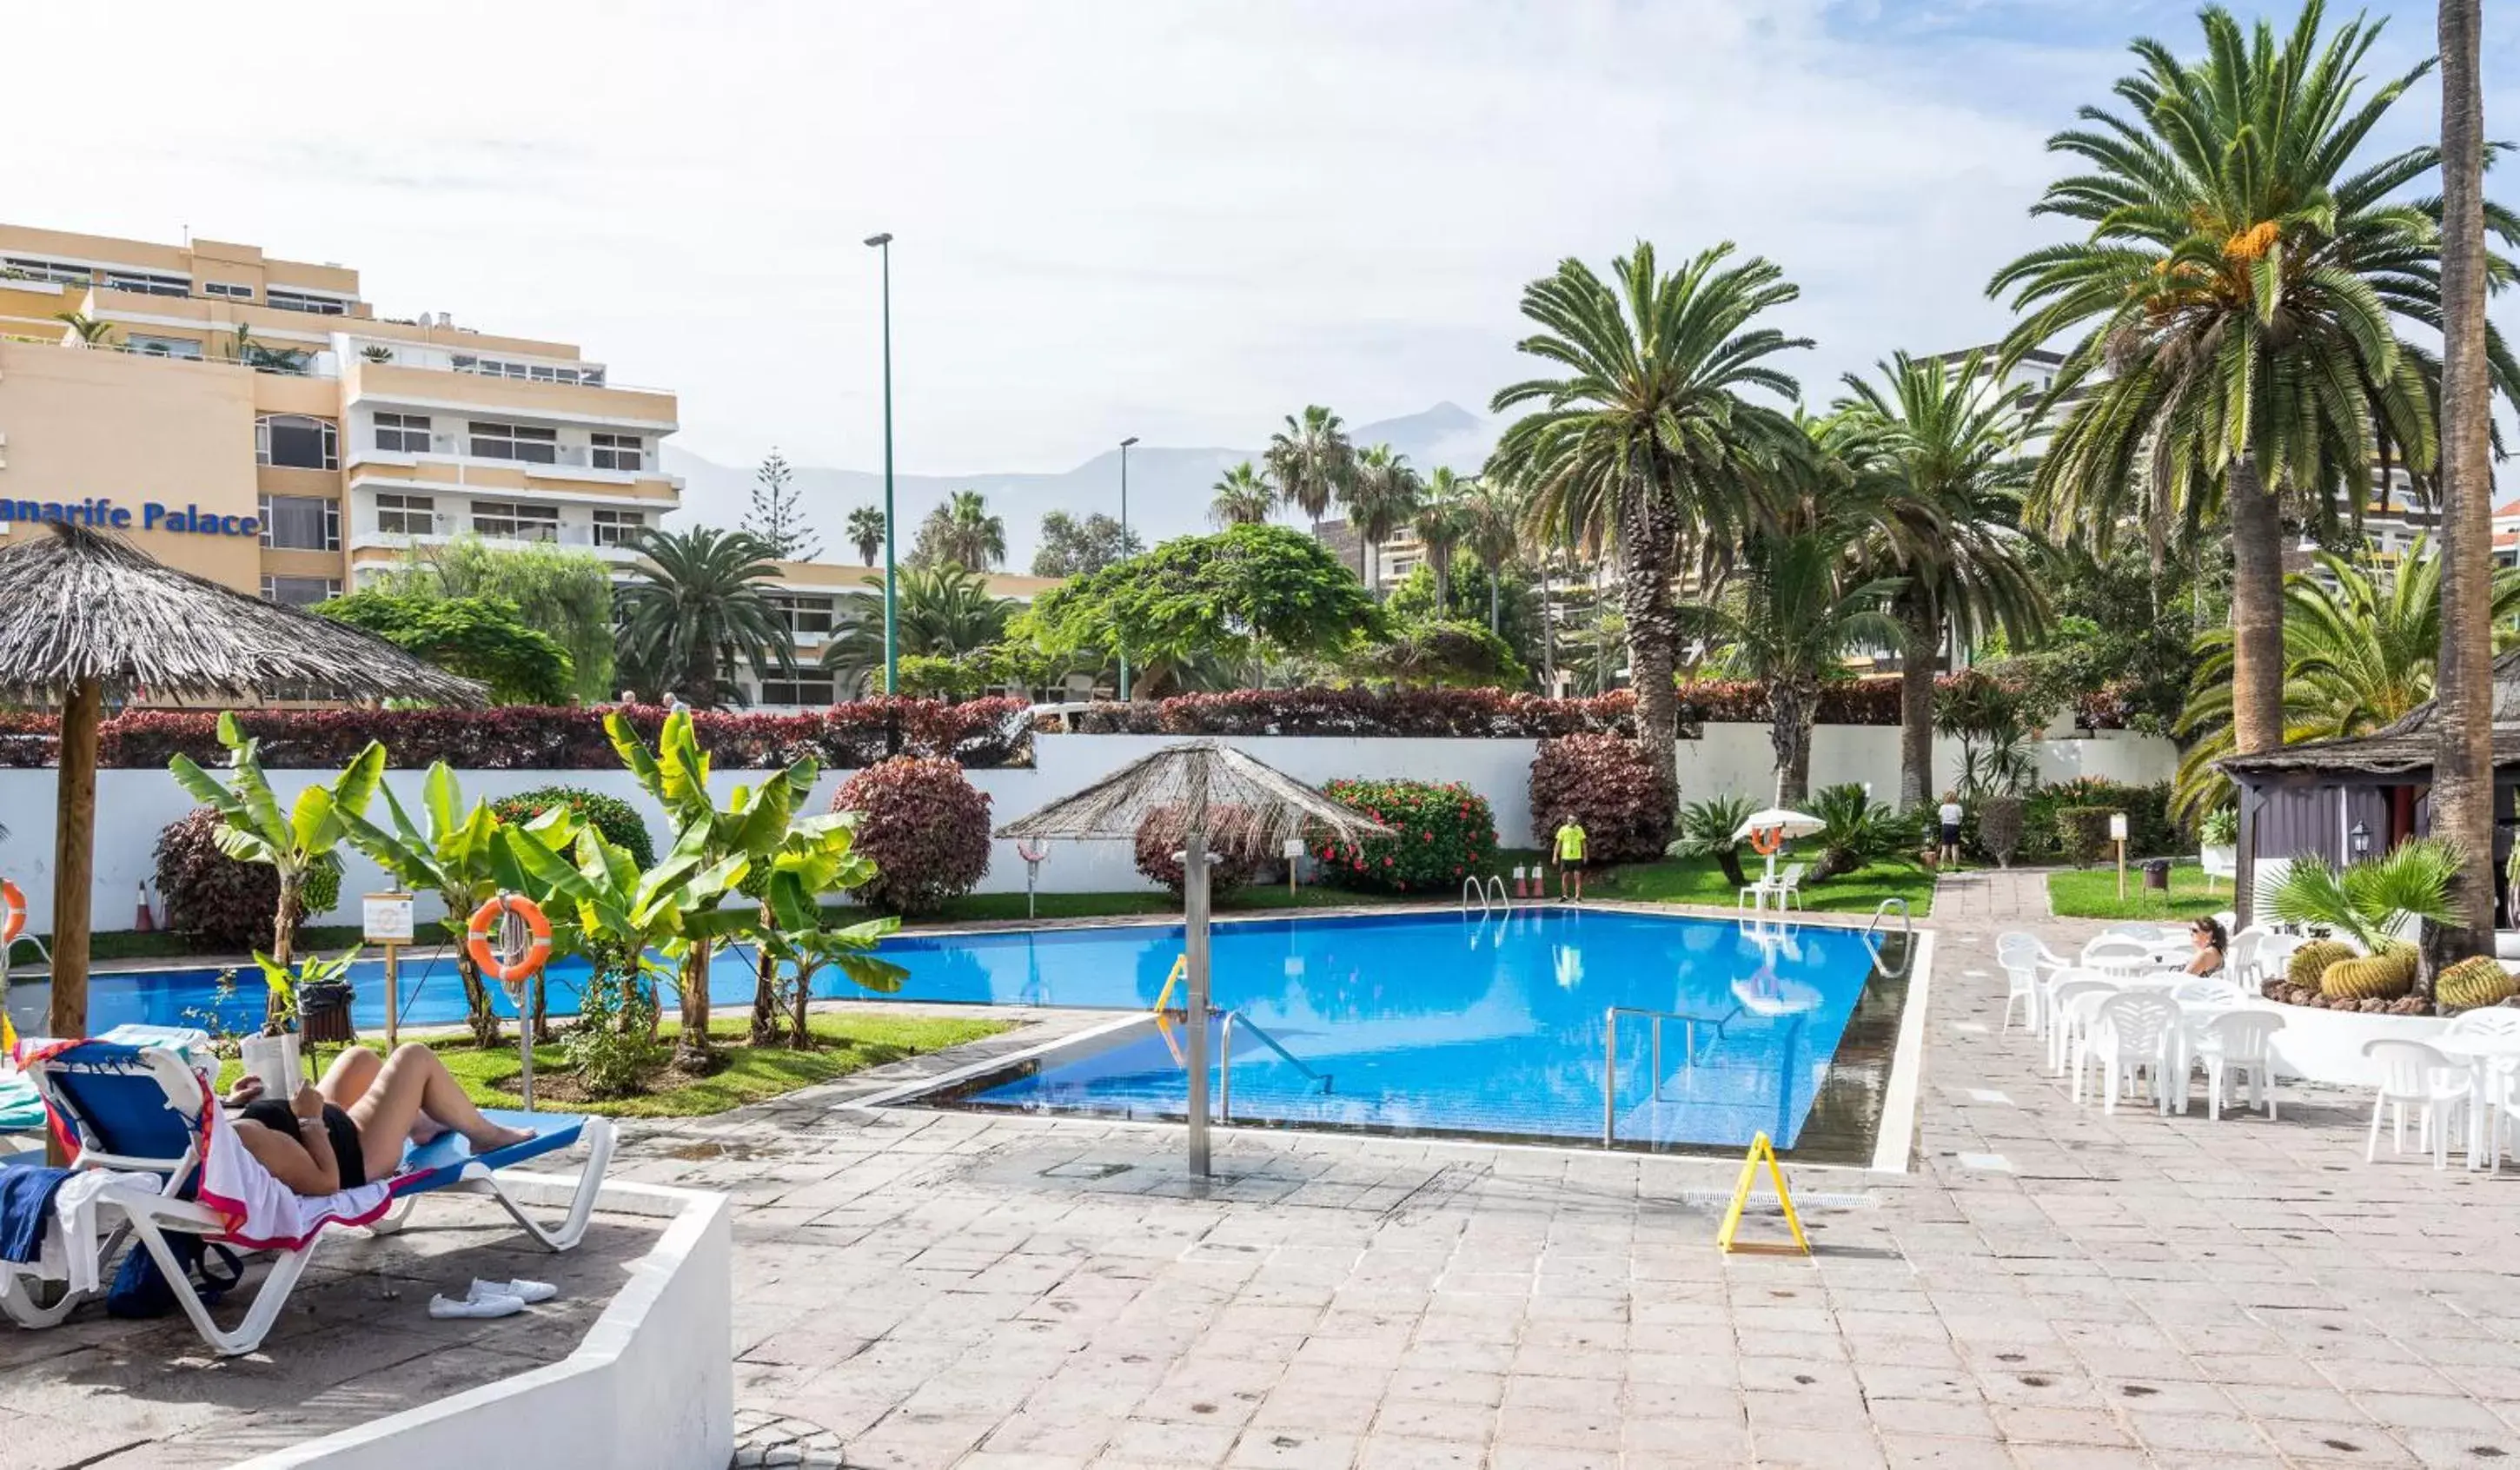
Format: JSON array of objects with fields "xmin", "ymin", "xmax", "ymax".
[
  {"xmin": 1284, "ymin": 838, "xmax": 1305, "ymax": 897},
  {"xmin": 363, "ymin": 893, "xmax": 416, "ymax": 1049},
  {"xmin": 2108, "ymin": 813, "xmax": 2131, "ymax": 900}
]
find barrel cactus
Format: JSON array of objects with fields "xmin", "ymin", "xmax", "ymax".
[
  {"xmin": 2320, "ymin": 946, "xmax": 2416, "ymax": 1003},
  {"xmin": 2286, "ymin": 940, "xmax": 2356, "ymax": 991},
  {"xmin": 2437, "ymin": 956, "xmax": 2517, "ymax": 1013}
]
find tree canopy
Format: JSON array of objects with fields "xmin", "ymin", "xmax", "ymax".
[
  {"xmin": 1030, "ymin": 510, "xmax": 1144, "ymax": 578},
  {"xmin": 368, "ymin": 535, "xmax": 615, "ymax": 700},
  {"xmin": 1025, "ymin": 524, "xmax": 1387, "ymax": 668},
  {"xmin": 315, "ymin": 591, "xmax": 574, "ymax": 705}
]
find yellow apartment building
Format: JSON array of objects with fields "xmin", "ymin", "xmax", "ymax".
[{"xmin": 0, "ymin": 224, "xmax": 1059, "ymax": 708}]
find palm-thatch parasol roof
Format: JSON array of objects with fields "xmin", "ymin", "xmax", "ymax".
[
  {"xmin": 996, "ymin": 738, "xmax": 1391, "ymax": 850},
  {"xmin": 0, "ymin": 521, "xmax": 487, "ymax": 706}
]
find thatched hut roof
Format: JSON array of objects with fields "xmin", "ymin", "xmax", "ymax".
[
  {"xmin": 997, "ymin": 738, "xmax": 1391, "ymax": 853},
  {"xmin": 0, "ymin": 522, "xmax": 486, "ymax": 706},
  {"xmin": 2219, "ymin": 649, "xmax": 2520, "ymax": 781}
]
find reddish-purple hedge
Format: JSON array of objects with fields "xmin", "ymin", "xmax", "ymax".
[
  {"xmin": 1054, "ymin": 687, "xmax": 1644, "ymax": 738},
  {"xmin": 1133, "ymin": 805, "xmax": 1263, "ymax": 897},
  {"xmin": 1528, "ymin": 735, "xmax": 1674, "ymax": 864},
  {"xmin": 831, "ymin": 757, "xmax": 993, "ymax": 915},
  {"xmin": 0, "ymin": 698, "xmax": 1032, "ymax": 771},
  {"xmin": 1316, "ymin": 778, "xmax": 1498, "ymax": 895}
]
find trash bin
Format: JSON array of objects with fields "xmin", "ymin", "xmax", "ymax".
[
  {"xmin": 2140, "ymin": 858, "xmax": 2173, "ymax": 893},
  {"xmin": 299, "ymin": 981, "xmax": 355, "ymax": 1046}
]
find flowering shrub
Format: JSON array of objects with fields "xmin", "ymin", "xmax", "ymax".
[
  {"xmin": 1057, "ymin": 687, "xmax": 1643, "ymax": 738},
  {"xmin": 1315, "ymin": 779, "xmax": 1499, "ymax": 895},
  {"xmin": 153, "ymin": 806, "xmax": 341, "ymax": 954},
  {"xmin": 831, "ymin": 757, "xmax": 992, "ymax": 915},
  {"xmin": 1133, "ymin": 805, "xmax": 1263, "ymax": 897},
  {"xmin": 1527, "ymin": 735, "xmax": 1674, "ymax": 864},
  {"xmin": 489, "ymin": 785, "xmax": 655, "ymax": 868}
]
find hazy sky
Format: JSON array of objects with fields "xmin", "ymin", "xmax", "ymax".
[{"xmin": 8, "ymin": 0, "xmax": 2513, "ymax": 475}]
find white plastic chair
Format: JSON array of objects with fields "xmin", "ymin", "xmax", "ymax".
[
  {"xmin": 2170, "ymin": 978, "xmax": 2245, "ymax": 1009},
  {"xmin": 2360, "ymin": 1039, "xmax": 2473, "ymax": 1169},
  {"xmin": 2192, "ymin": 1010, "xmax": 2285, "ymax": 1119},
  {"xmin": 1998, "ymin": 957, "xmax": 2043, "ymax": 1034},
  {"xmin": 1997, "ymin": 932, "xmax": 2072, "ymax": 973},
  {"xmin": 2443, "ymin": 1010, "xmax": 2520, "ymax": 1166},
  {"xmin": 2083, "ymin": 935, "xmax": 2184, "ymax": 980},
  {"xmin": 2091, "ymin": 992, "xmax": 2180, "ymax": 1115},
  {"xmin": 1741, "ymin": 862, "xmax": 1806, "ymax": 913},
  {"xmin": 2225, "ymin": 929, "xmax": 2267, "ymax": 990},
  {"xmin": 2050, "ymin": 977, "xmax": 2119, "ymax": 1089}
]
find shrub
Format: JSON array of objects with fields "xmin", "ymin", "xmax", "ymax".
[
  {"xmin": 1976, "ymin": 796, "xmax": 2025, "ymax": 868},
  {"xmin": 2024, "ymin": 778, "xmax": 2178, "ymax": 860},
  {"xmin": 154, "ymin": 806, "xmax": 341, "ymax": 954},
  {"xmin": 2198, "ymin": 808, "xmax": 2238, "ymax": 847},
  {"xmin": 1527, "ymin": 735, "xmax": 1673, "ymax": 864},
  {"xmin": 2057, "ymin": 807, "xmax": 2113, "ymax": 868},
  {"xmin": 1807, "ymin": 784, "xmax": 1922, "ymax": 882},
  {"xmin": 832, "ymin": 757, "xmax": 991, "ymax": 915},
  {"xmin": 490, "ymin": 785, "xmax": 655, "ymax": 869},
  {"xmin": 1315, "ymin": 779, "xmax": 1499, "ymax": 895},
  {"xmin": 1133, "ymin": 805, "xmax": 1262, "ymax": 897},
  {"xmin": 1061, "ymin": 687, "xmax": 1643, "ymax": 738},
  {"xmin": 1668, "ymin": 794, "xmax": 1755, "ymax": 887}
]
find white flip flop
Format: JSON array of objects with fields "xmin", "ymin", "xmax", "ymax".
[
  {"xmin": 470, "ymin": 1277, "xmax": 558, "ymax": 1305},
  {"xmin": 429, "ymin": 1291, "xmax": 525, "ymax": 1320}
]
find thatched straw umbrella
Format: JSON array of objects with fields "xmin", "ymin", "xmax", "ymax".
[
  {"xmin": 0, "ymin": 523, "xmax": 486, "ymax": 1039},
  {"xmin": 998, "ymin": 739, "xmax": 1389, "ymax": 1176}
]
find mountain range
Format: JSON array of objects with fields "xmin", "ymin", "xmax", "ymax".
[{"xmin": 660, "ymin": 402, "xmax": 1498, "ymax": 572}]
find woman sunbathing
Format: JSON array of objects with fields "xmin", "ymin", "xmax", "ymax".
[{"xmin": 223, "ymin": 1045, "xmax": 536, "ymax": 1195}]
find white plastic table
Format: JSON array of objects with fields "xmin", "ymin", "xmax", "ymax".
[{"xmin": 2429, "ymin": 1032, "xmax": 2520, "ymax": 1169}]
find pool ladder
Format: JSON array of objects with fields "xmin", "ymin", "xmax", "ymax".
[
  {"xmin": 1217, "ymin": 1010, "xmax": 1332, "ymax": 1122},
  {"xmin": 1461, "ymin": 874, "xmax": 1510, "ymax": 916},
  {"xmin": 1600, "ymin": 1005, "xmax": 1721, "ymax": 1146},
  {"xmin": 1863, "ymin": 897, "xmax": 1915, "ymax": 977}
]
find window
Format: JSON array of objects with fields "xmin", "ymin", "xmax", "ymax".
[
  {"xmin": 202, "ymin": 281, "xmax": 255, "ymax": 301},
  {"xmin": 373, "ymin": 411, "xmax": 433, "ymax": 454},
  {"xmin": 375, "ymin": 493, "xmax": 435, "ymax": 537},
  {"xmin": 591, "ymin": 507, "xmax": 647, "ymax": 547},
  {"xmin": 590, "ymin": 432, "xmax": 644, "ymax": 472},
  {"xmin": 127, "ymin": 334, "xmax": 202, "ymax": 360},
  {"xmin": 264, "ymin": 288, "xmax": 348, "ymax": 316},
  {"xmin": 255, "ymin": 414, "xmax": 339, "ymax": 470},
  {"xmin": 261, "ymin": 575, "xmax": 340, "ymax": 609},
  {"xmin": 103, "ymin": 269, "xmax": 189, "ymax": 297},
  {"xmin": 467, "ymin": 420, "xmax": 559, "ymax": 464},
  {"xmin": 3, "ymin": 256, "xmax": 90, "ymax": 286},
  {"xmin": 258, "ymin": 494, "xmax": 340, "ymax": 552},
  {"xmin": 769, "ymin": 594, "xmax": 835, "ymax": 639},
  {"xmin": 471, "ymin": 500, "xmax": 560, "ymax": 541},
  {"xmin": 450, "ymin": 354, "xmax": 602, "ymax": 386},
  {"xmin": 757, "ymin": 673, "xmax": 837, "ymax": 707}
]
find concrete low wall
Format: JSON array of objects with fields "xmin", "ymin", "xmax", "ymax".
[
  {"xmin": 230, "ymin": 1178, "xmax": 732, "ymax": 1470},
  {"xmin": 0, "ymin": 724, "xmax": 2177, "ymax": 929}
]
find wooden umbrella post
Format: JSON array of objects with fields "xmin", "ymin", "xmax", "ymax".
[{"xmin": 49, "ymin": 678, "xmax": 100, "ymax": 1044}]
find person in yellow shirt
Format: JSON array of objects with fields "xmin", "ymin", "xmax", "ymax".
[{"xmin": 1553, "ymin": 813, "xmax": 1588, "ymax": 901}]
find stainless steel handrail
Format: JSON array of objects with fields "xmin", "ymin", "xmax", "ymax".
[
  {"xmin": 1217, "ymin": 1010, "xmax": 1333, "ymax": 1122},
  {"xmin": 1602, "ymin": 1004, "xmax": 1721, "ymax": 1145},
  {"xmin": 1485, "ymin": 875, "xmax": 1509, "ymax": 910},
  {"xmin": 1865, "ymin": 897, "xmax": 1911, "ymax": 937},
  {"xmin": 1462, "ymin": 877, "xmax": 1488, "ymax": 916}
]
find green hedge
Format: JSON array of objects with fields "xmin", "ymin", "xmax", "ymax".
[
  {"xmin": 1958, "ymin": 778, "xmax": 2182, "ymax": 865},
  {"xmin": 1316, "ymin": 778, "xmax": 1499, "ymax": 895},
  {"xmin": 489, "ymin": 785, "xmax": 656, "ymax": 869}
]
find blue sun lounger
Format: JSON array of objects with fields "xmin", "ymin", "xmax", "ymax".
[{"xmin": 3, "ymin": 1041, "xmax": 613, "ymax": 1354}]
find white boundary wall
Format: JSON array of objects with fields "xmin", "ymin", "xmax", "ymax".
[{"xmin": 0, "ymin": 726, "xmax": 2174, "ymax": 925}]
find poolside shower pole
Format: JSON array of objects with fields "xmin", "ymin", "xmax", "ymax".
[{"xmin": 1184, "ymin": 762, "xmax": 1213, "ymax": 1178}]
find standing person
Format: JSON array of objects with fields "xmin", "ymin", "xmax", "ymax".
[
  {"xmin": 1553, "ymin": 812, "xmax": 1588, "ymax": 901},
  {"xmin": 1937, "ymin": 790, "xmax": 1965, "ymax": 868}
]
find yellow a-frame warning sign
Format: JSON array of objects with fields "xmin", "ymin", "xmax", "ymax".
[{"xmin": 1715, "ymin": 1130, "xmax": 1810, "ymax": 1255}]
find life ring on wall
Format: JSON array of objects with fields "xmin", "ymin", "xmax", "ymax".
[
  {"xmin": 0, "ymin": 880, "xmax": 22, "ymax": 946},
  {"xmin": 1747, "ymin": 827, "xmax": 1785, "ymax": 857},
  {"xmin": 465, "ymin": 893, "xmax": 552, "ymax": 984}
]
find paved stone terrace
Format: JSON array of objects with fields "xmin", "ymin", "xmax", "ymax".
[{"xmin": 587, "ymin": 869, "xmax": 2520, "ymax": 1469}]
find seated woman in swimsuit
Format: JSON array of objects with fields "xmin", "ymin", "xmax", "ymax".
[
  {"xmin": 2185, "ymin": 917, "xmax": 2228, "ymax": 977},
  {"xmin": 222, "ymin": 1044, "xmax": 536, "ymax": 1195}
]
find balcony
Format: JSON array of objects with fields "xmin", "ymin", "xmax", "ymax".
[
  {"xmin": 347, "ymin": 513, "xmax": 647, "ymax": 561},
  {"xmin": 346, "ymin": 360, "xmax": 677, "ymax": 430},
  {"xmin": 353, "ymin": 429, "xmax": 645, "ymax": 473}
]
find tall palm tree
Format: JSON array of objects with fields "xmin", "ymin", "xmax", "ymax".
[
  {"xmin": 1490, "ymin": 242, "xmax": 1809, "ymax": 786},
  {"xmin": 912, "ymin": 490, "xmax": 1007, "ymax": 571},
  {"xmin": 1834, "ymin": 351, "xmax": 2052, "ymax": 811},
  {"xmin": 53, "ymin": 312, "xmax": 116, "ymax": 347},
  {"xmin": 2435, "ymin": 0, "xmax": 2499, "ymax": 956},
  {"xmin": 1344, "ymin": 444, "xmax": 1422, "ymax": 593},
  {"xmin": 1265, "ymin": 406, "xmax": 1356, "ymax": 534},
  {"xmin": 820, "ymin": 564, "xmax": 1016, "ymax": 694},
  {"xmin": 1209, "ymin": 461, "xmax": 1276, "ymax": 526},
  {"xmin": 1461, "ymin": 476, "xmax": 1524, "ymax": 638},
  {"xmin": 613, "ymin": 526, "xmax": 795, "ymax": 708},
  {"xmin": 846, "ymin": 506, "xmax": 886, "ymax": 567},
  {"xmin": 2175, "ymin": 538, "xmax": 2520, "ymax": 818},
  {"xmin": 1988, "ymin": 3, "xmax": 2517, "ymax": 915},
  {"xmin": 1413, "ymin": 467, "xmax": 1471, "ymax": 615}
]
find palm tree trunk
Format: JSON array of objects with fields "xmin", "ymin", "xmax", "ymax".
[
  {"xmin": 455, "ymin": 944, "xmax": 501, "ymax": 1049},
  {"xmin": 1769, "ymin": 683, "xmax": 1815, "ymax": 805},
  {"xmin": 1433, "ymin": 552, "xmax": 1449, "ymax": 616},
  {"xmin": 1489, "ymin": 570, "xmax": 1502, "ymax": 637},
  {"xmin": 1897, "ymin": 597, "xmax": 1938, "ymax": 813},
  {"xmin": 2226, "ymin": 454, "xmax": 2285, "ymax": 927},
  {"xmin": 2434, "ymin": 0, "xmax": 2497, "ymax": 970},
  {"xmin": 1618, "ymin": 501, "xmax": 1681, "ymax": 793},
  {"xmin": 676, "ymin": 940, "xmax": 713, "ymax": 1067}
]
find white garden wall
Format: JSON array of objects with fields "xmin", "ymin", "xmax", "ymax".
[{"xmin": 0, "ymin": 725, "xmax": 2176, "ymax": 931}]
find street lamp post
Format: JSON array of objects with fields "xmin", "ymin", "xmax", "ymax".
[
  {"xmin": 1117, "ymin": 435, "xmax": 1138, "ymax": 701},
  {"xmin": 864, "ymin": 232, "xmax": 899, "ymax": 693}
]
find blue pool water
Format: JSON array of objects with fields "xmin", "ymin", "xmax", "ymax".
[{"xmin": 39, "ymin": 908, "xmax": 1906, "ymax": 1155}]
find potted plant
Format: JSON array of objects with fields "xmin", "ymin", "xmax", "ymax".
[{"xmin": 2199, "ymin": 807, "xmax": 2238, "ymax": 883}]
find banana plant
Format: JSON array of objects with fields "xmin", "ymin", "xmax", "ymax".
[
  {"xmin": 341, "ymin": 762, "xmax": 539, "ymax": 1047},
  {"xmin": 169, "ymin": 713, "xmax": 385, "ymax": 1026},
  {"xmin": 746, "ymin": 810, "xmax": 904, "ymax": 1046}
]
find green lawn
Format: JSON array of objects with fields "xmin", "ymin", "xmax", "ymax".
[
  {"xmin": 222, "ymin": 1012, "xmax": 1005, "ymax": 1119},
  {"xmin": 1586, "ymin": 852, "xmax": 1939, "ymax": 916},
  {"xmin": 2047, "ymin": 862, "xmax": 2232, "ymax": 921}
]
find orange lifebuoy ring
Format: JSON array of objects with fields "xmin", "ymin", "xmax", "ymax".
[
  {"xmin": 1747, "ymin": 827, "xmax": 1785, "ymax": 857},
  {"xmin": 465, "ymin": 893, "xmax": 552, "ymax": 985},
  {"xmin": 0, "ymin": 880, "xmax": 22, "ymax": 946}
]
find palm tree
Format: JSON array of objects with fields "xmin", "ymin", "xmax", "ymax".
[
  {"xmin": 1210, "ymin": 461, "xmax": 1276, "ymax": 526},
  {"xmin": 2174, "ymin": 538, "xmax": 2520, "ymax": 819},
  {"xmin": 820, "ymin": 565, "xmax": 1016, "ymax": 694},
  {"xmin": 1413, "ymin": 468, "xmax": 1471, "ymax": 615},
  {"xmin": 1989, "ymin": 3, "xmax": 2515, "ymax": 919},
  {"xmin": 911, "ymin": 490, "xmax": 1007, "ymax": 571},
  {"xmin": 2435, "ymin": 0, "xmax": 2499, "ymax": 957},
  {"xmin": 1461, "ymin": 476, "xmax": 1524, "ymax": 637},
  {"xmin": 1834, "ymin": 351, "xmax": 2051, "ymax": 811},
  {"xmin": 1265, "ymin": 406, "xmax": 1356, "ymax": 534},
  {"xmin": 1344, "ymin": 444, "xmax": 1422, "ymax": 593},
  {"xmin": 1490, "ymin": 242, "xmax": 1809, "ymax": 786},
  {"xmin": 846, "ymin": 506, "xmax": 887, "ymax": 567},
  {"xmin": 53, "ymin": 312, "xmax": 116, "ymax": 347},
  {"xmin": 613, "ymin": 526, "xmax": 795, "ymax": 708}
]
